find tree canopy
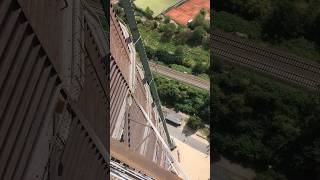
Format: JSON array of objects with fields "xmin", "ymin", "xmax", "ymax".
[{"xmin": 211, "ymin": 64, "xmax": 320, "ymax": 179}]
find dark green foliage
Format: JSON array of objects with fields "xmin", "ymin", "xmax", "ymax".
[
  {"xmin": 262, "ymin": 1, "xmax": 304, "ymax": 41},
  {"xmin": 113, "ymin": 4, "xmax": 125, "ymax": 19},
  {"xmin": 188, "ymin": 9, "xmax": 207, "ymax": 29},
  {"xmin": 152, "ymin": 21, "xmax": 158, "ymax": 29},
  {"xmin": 213, "ymin": 11, "xmax": 262, "ymax": 40},
  {"xmin": 174, "ymin": 30, "xmax": 191, "ymax": 45},
  {"xmin": 213, "ymin": 0, "xmax": 320, "ymax": 61},
  {"xmin": 155, "ymin": 75, "xmax": 209, "ymax": 124},
  {"xmin": 160, "ymin": 23, "xmax": 176, "ymax": 42},
  {"xmin": 145, "ymin": 46, "xmax": 155, "ymax": 59},
  {"xmin": 144, "ymin": 7, "xmax": 154, "ymax": 19},
  {"xmin": 212, "ymin": 66, "xmax": 320, "ymax": 179},
  {"xmin": 202, "ymin": 36, "xmax": 210, "ymax": 50},
  {"xmin": 154, "ymin": 48, "xmax": 182, "ymax": 65},
  {"xmin": 187, "ymin": 9, "xmax": 210, "ymax": 35},
  {"xmin": 304, "ymin": 1, "xmax": 320, "ymax": 44},
  {"xmin": 187, "ymin": 116, "xmax": 204, "ymax": 130},
  {"xmin": 203, "ymin": 20, "xmax": 210, "ymax": 32},
  {"xmin": 174, "ymin": 46, "xmax": 185, "ymax": 62},
  {"xmin": 310, "ymin": 14, "xmax": 320, "ymax": 44},
  {"xmin": 214, "ymin": 0, "xmax": 271, "ymax": 20},
  {"xmin": 134, "ymin": 5, "xmax": 154, "ymax": 20},
  {"xmin": 164, "ymin": 16, "xmax": 171, "ymax": 24},
  {"xmin": 212, "ymin": 1, "xmax": 320, "ymax": 177},
  {"xmin": 211, "ymin": 58, "xmax": 223, "ymax": 73},
  {"xmin": 193, "ymin": 62, "xmax": 207, "ymax": 74},
  {"xmin": 277, "ymin": 38, "xmax": 320, "ymax": 63},
  {"xmin": 136, "ymin": 16, "xmax": 142, "ymax": 24},
  {"xmin": 189, "ymin": 26, "xmax": 206, "ymax": 45}
]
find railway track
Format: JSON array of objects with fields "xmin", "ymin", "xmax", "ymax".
[
  {"xmin": 212, "ymin": 30, "xmax": 320, "ymax": 90},
  {"xmin": 149, "ymin": 62, "xmax": 210, "ymax": 91}
]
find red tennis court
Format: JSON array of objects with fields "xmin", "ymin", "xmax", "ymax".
[{"xmin": 165, "ymin": 0, "xmax": 210, "ymax": 25}]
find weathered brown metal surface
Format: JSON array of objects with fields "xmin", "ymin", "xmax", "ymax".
[
  {"xmin": 109, "ymin": 5, "xmax": 181, "ymax": 178},
  {"xmin": 111, "ymin": 139, "xmax": 182, "ymax": 180},
  {"xmin": 79, "ymin": 14, "xmax": 109, "ymax": 147},
  {"xmin": 110, "ymin": 7, "xmax": 131, "ymax": 82},
  {"xmin": 0, "ymin": 2, "xmax": 57, "ymax": 180},
  {"xmin": 17, "ymin": 0, "xmax": 64, "ymax": 73},
  {"xmin": 55, "ymin": 101, "xmax": 109, "ymax": 180},
  {"xmin": 0, "ymin": 0, "xmax": 110, "ymax": 179},
  {"xmin": 135, "ymin": 68, "xmax": 148, "ymax": 110},
  {"xmin": 110, "ymin": 57, "xmax": 129, "ymax": 133}
]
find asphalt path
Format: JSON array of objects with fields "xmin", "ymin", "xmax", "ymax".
[
  {"xmin": 166, "ymin": 123, "xmax": 209, "ymax": 154},
  {"xmin": 149, "ymin": 62, "xmax": 210, "ymax": 91}
]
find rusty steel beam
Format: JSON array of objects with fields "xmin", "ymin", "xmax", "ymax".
[{"xmin": 111, "ymin": 139, "xmax": 182, "ymax": 180}]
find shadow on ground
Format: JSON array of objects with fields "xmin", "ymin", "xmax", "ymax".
[{"xmin": 182, "ymin": 125, "xmax": 197, "ymax": 137}]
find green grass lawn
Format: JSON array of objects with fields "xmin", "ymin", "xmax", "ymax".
[{"xmin": 134, "ymin": 0, "xmax": 179, "ymax": 16}]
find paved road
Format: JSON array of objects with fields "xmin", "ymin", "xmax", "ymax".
[
  {"xmin": 212, "ymin": 156, "xmax": 256, "ymax": 180},
  {"xmin": 166, "ymin": 123, "xmax": 209, "ymax": 154},
  {"xmin": 149, "ymin": 62, "xmax": 210, "ymax": 91}
]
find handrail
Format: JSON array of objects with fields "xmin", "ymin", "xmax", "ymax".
[
  {"xmin": 131, "ymin": 94, "xmax": 188, "ymax": 180},
  {"xmin": 119, "ymin": 0, "xmax": 174, "ymax": 150}
]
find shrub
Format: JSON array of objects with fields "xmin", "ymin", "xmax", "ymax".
[
  {"xmin": 145, "ymin": 46, "xmax": 155, "ymax": 59},
  {"xmin": 160, "ymin": 23, "xmax": 176, "ymax": 42},
  {"xmin": 213, "ymin": 11, "xmax": 262, "ymax": 40},
  {"xmin": 202, "ymin": 36, "xmax": 210, "ymax": 50},
  {"xmin": 155, "ymin": 49, "xmax": 182, "ymax": 65},
  {"xmin": 193, "ymin": 62, "xmax": 207, "ymax": 74},
  {"xmin": 145, "ymin": 7, "xmax": 154, "ymax": 19},
  {"xmin": 188, "ymin": 26, "xmax": 206, "ymax": 45},
  {"xmin": 136, "ymin": 17, "xmax": 142, "ymax": 24},
  {"xmin": 187, "ymin": 116, "xmax": 204, "ymax": 130},
  {"xmin": 188, "ymin": 9, "xmax": 206, "ymax": 30},
  {"xmin": 174, "ymin": 46, "xmax": 185, "ymax": 62},
  {"xmin": 152, "ymin": 21, "xmax": 158, "ymax": 29},
  {"xmin": 174, "ymin": 30, "xmax": 191, "ymax": 45},
  {"xmin": 262, "ymin": 1, "xmax": 304, "ymax": 41},
  {"xmin": 164, "ymin": 16, "xmax": 171, "ymax": 24}
]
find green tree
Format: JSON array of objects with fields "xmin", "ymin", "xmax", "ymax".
[
  {"xmin": 214, "ymin": 0, "xmax": 270, "ymax": 20},
  {"xmin": 145, "ymin": 7, "xmax": 154, "ymax": 19},
  {"xmin": 187, "ymin": 116, "xmax": 204, "ymax": 130},
  {"xmin": 160, "ymin": 23, "xmax": 176, "ymax": 42},
  {"xmin": 155, "ymin": 49, "xmax": 181, "ymax": 64},
  {"xmin": 189, "ymin": 26, "xmax": 206, "ymax": 45},
  {"xmin": 189, "ymin": 9, "xmax": 206, "ymax": 29},
  {"xmin": 174, "ymin": 30, "xmax": 191, "ymax": 45},
  {"xmin": 311, "ymin": 14, "xmax": 320, "ymax": 44},
  {"xmin": 304, "ymin": 1, "xmax": 320, "ymax": 43},
  {"xmin": 164, "ymin": 16, "xmax": 171, "ymax": 24},
  {"xmin": 262, "ymin": 1, "xmax": 304, "ymax": 41},
  {"xmin": 174, "ymin": 46, "xmax": 185, "ymax": 64},
  {"xmin": 113, "ymin": 4, "xmax": 125, "ymax": 19},
  {"xmin": 202, "ymin": 36, "xmax": 210, "ymax": 50},
  {"xmin": 152, "ymin": 21, "xmax": 158, "ymax": 29},
  {"xmin": 192, "ymin": 62, "xmax": 207, "ymax": 74},
  {"xmin": 145, "ymin": 46, "xmax": 155, "ymax": 59}
]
